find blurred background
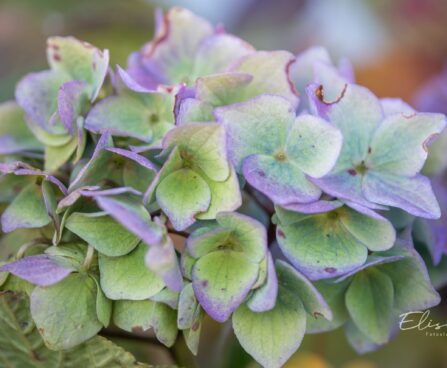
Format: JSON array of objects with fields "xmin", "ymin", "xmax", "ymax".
[{"xmin": 0, "ymin": 0, "xmax": 446, "ymax": 367}]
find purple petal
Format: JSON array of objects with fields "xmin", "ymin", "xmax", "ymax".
[
  {"xmin": 106, "ymin": 147, "xmax": 158, "ymax": 172},
  {"xmin": 80, "ymin": 187, "xmax": 142, "ymax": 197},
  {"xmin": 335, "ymin": 255, "xmax": 404, "ymax": 283},
  {"xmin": 281, "ymin": 199, "xmax": 343, "ymax": 214},
  {"xmin": 58, "ymin": 80, "xmax": 89, "ymax": 134},
  {"xmin": 174, "ymin": 85, "xmax": 195, "ymax": 121},
  {"xmin": 95, "ymin": 194, "xmax": 163, "ymax": 246},
  {"xmin": 116, "ymin": 64, "xmax": 159, "ymax": 93},
  {"xmin": 242, "ymin": 154, "xmax": 321, "ymax": 205},
  {"xmin": 69, "ymin": 131, "xmax": 112, "ymax": 191},
  {"xmin": 15, "ymin": 70, "xmax": 69, "ymax": 133},
  {"xmin": 311, "ymin": 171, "xmax": 382, "ymax": 210},
  {"xmin": 0, "ymin": 255, "xmax": 74, "ymax": 286},
  {"xmin": 247, "ymin": 252, "xmax": 278, "ymax": 312},
  {"xmin": 0, "ymin": 161, "xmax": 67, "ymax": 195},
  {"xmin": 145, "ymin": 237, "xmax": 183, "ymax": 292},
  {"xmin": 426, "ymin": 178, "xmax": 447, "ymax": 264},
  {"xmin": 363, "ymin": 172, "xmax": 440, "ymax": 219},
  {"xmin": 57, "ymin": 185, "xmax": 100, "ymax": 211}
]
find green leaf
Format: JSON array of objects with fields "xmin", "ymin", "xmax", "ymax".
[
  {"xmin": 1, "ymin": 183, "xmax": 51, "ymax": 233},
  {"xmin": 113, "ymin": 299, "xmax": 178, "ymax": 347},
  {"xmin": 156, "ymin": 168, "xmax": 211, "ymax": 231},
  {"xmin": 345, "ymin": 268, "xmax": 394, "ymax": 345},
  {"xmin": 0, "ymin": 292, "xmax": 61, "ymax": 367},
  {"xmin": 66, "ymin": 212, "xmax": 140, "ymax": 256},
  {"xmin": 99, "ymin": 243, "xmax": 164, "ymax": 300},
  {"xmin": 232, "ymin": 262, "xmax": 307, "ymax": 368},
  {"xmin": 30, "ymin": 273, "xmax": 103, "ymax": 350},
  {"xmin": 62, "ymin": 336, "xmax": 144, "ymax": 367},
  {"xmin": 0, "ymin": 291, "xmax": 144, "ymax": 367}
]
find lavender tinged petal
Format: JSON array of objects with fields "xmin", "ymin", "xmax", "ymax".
[{"xmin": 0, "ymin": 255, "xmax": 74, "ymax": 286}]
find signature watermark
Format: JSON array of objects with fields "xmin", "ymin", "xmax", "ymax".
[{"xmin": 399, "ymin": 310, "xmax": 447, "ymax": 337}]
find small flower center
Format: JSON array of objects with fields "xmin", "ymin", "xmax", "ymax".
[
  {"xmin": 149, "ymin": 113, "xmax": 159, "ymax": 124},
  {"xmin": 355, "ymin": 161, "xmax": 368, "ymax": 175},
  {"xmin": 274, "ymin": 151, "xmax": 287, "ymax": 162}
]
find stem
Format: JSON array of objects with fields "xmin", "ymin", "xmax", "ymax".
[
  {"xmin": 82, "ymin": 245, "xmax": 95, "ymax": 270},
  {"xmin": 168, "ymin": 230, "xmax": 190, "ymax": 238},
  {"xmin": 16, "ymin": 239, "xmax": 50, "ymax": 259}
]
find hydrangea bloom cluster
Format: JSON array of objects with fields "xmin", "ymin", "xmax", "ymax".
[{"xmin": 0, "ymin": 7, "xmax": 446, "ymax": 368}]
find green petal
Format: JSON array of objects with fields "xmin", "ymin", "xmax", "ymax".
[
  {"xmin": 113, "ymin": 299, "xmax": 178, "ymax": 347},
  {"xmin": 156, "ymin": 169, "xmax": 211, "ymax": 231},
  {"xmin": 367, "ymin": 112, "xmax": 446, "ymax": 176},
  {"xmin": 163, "ymin": 123, "xmax": 230, "ymax": 181},
  {"xmin": 216, "ymin": 211, "xmax": 267, "ymax": 261},
  {"xmin": 30, "ymin": 273, "xmax": 102, "ymax": 350},
  {"xmin": 339, "ymin": 206, "xmax": 395, "ymax": 251},
  {"xmin": 215, "ymin": 94, "xmax": 293, "ymax": 170},
  {"xmin": 306, "ymin": 280, "xmax": 350, "ymax": 333},
  {"xmin": 93, "ymin": 277, "xmax": 112, "ymax": 327},
  {"xmin": 324, "ymin": 85, "xmax": 383, "ymax": 171},
  {"xmin": 1, "ymin": 183, "xmax": 51, "ymax": 233},
  {"xmin": 286, "ymin": 114, "xmax": 342, "ymax": 178},
  {"xmin": 232, "ymin": 262, "xmax": 307, "ymax": 368},
  {"xmin": 378, "ymin": 244, "xmax": 441, "ymax": 312},
  {"xmin": 345, "ymin": 268, "xmax": 394, "ymax": 345},
  {"xmin": 44, "ymin": 136, "xmax": 77, "ymax": 172},
  {"xmin": 195, "ymin": 166, "xmax": 242, "ymax": 220},
  {"xmin": 66, "ymin": 212, "xmax": 140, "ymax": 257},
  {"xmin": 47, "ymin": 36, "xmax": 109, "ymax": 100},
  {"xmin": 85, "ymin": 95, "xmax": 153, "ymax": 142},
  {"xmin": 277, "ymin": 209, "xmax": 368, "ymax": 280},
  {"xmin": 0, "ymin": 101, "xmax": 42, "ymax": 154},
  {"xmin": 192, "ymin": 250, "xmax": 259, "ymax": 322},
  {"xmin": 277, "ymin": 260, "xmax": 332, "ymax": 320},
  {"xmin": 177, "ymin": 283, "xmax": 199, "ymax": 330},
  {"xmin": 99, "ymin": 243, "xmax": 164, "ymax": 300}
]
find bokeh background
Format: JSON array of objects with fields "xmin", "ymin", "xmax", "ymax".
[{"xmin": 1, "ymin": 0, "xmax": 447, "ymax": 367}]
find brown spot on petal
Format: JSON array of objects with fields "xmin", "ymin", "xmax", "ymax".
[
  {"xmin": 144, "ymin": 12, "xmax": 170, "ymax": 59},
  {"xmin": 201, "ymin": 280, "xmax": 208, "ymax": 288},
  {"xmin": 368, "ymin": 147, "xmax": 372, "ymax": 154},
  {"xmin": 191, "ymin": 320, "xmax": 200, "ymax": 331},
  {"xmin": 423, "ymin": 133, "xmax": 439, "ymax": 152},
  {"xmin": 53, "ymin": 53, "xmax": 61, "ymax": 62},
  {"xmin": 131, "ymin": 326, "xmax": 144, "ymax": 333},
  {"xmin": 402, "ymin": 112, "xmax": 417, "ymax": 119},
  {"xmin": 277, "ymin": 229, "xmax": 286, "ymax": 238},
  {"xmin": 315, "ymin": 83, "xmax": 347, "ymax": 105},
  {"xmin": 82, "ymin": 41, "xmax": 94, "ymax": 49},
  {"xmin": 347, "ymin": 169, "xmax": 357, "ymax": 176},
  {"xmin": 313, "ymin": 312, "xmax": 324, "ymax": 319},
  {"xmin": 324, "ymin": 267, "xmax": 337, "ymax": 274},
  {"xmin": 257, "ymin": 170, "xmax": 266, "ymax": 177}
]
